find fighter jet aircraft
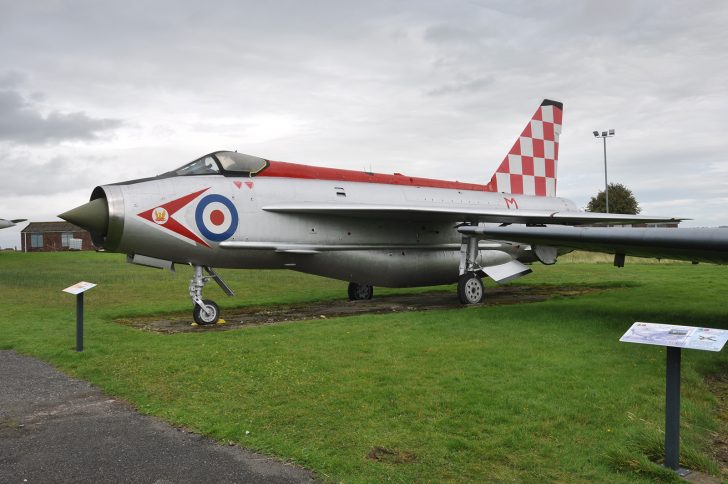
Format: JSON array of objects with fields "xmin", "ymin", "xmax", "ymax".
[
  {"xmin": 60, "ymin": 100, "xmax": 683, "ymax": 324},
  {"xmin": 0, "ymin": 219, "xmax": 27, "ymax": 229}
]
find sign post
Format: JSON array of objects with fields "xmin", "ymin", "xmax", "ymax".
[
  {"xmin": 620, "ymin": 322, "xmax": 728, "ymax": 475},
  {"xmin": 62, "ymin": 281, "xmax": 97, "ymax": 352},
  {"xmin": 664, "ymin": 346, "xmax": 681, "ymax": 470}
]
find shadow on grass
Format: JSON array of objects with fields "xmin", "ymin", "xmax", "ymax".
[{"xmin": 115, "ymin": 284, "xmax": 613, "ymax": 333}]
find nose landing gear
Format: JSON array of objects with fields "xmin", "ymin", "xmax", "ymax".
[
  {"xmin": 189, "ymin": 265, "xmax": 234, "ymax": 325},
  {"xmin": 193, "ymin": 299, "xmax": 220, "ymax": 325}
]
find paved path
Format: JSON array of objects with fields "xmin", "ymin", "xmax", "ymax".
[{"xmin": 0, "ymin": 351, "xmax": 317, "ymax": 483}]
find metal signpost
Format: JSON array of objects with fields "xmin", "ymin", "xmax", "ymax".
[
  {"xmin": 620, "ymin": 322, "xmax": 728, "ymax": 475},
  {"xmin": 62, "ymin": 281, "xmax": 97, "ymax": 352}
]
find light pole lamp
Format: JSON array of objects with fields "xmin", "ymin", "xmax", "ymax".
[{"xmin": 593, "ymin": 129, "xmax": 615, "ymax": 213}]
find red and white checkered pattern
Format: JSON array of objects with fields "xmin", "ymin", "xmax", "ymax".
[{"xmin": 487, "ymin": 101, "xmax": 562, "ymax": 197}]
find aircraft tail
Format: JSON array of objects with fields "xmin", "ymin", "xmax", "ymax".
[{"xmin": 486, "ymin": 99, "xmax": 563, "ymax": 197}]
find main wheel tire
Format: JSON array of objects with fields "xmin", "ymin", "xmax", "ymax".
[
  {"xmin": 193, "ymin": 299, "xmax": 220, "ymax": 325},
  {"xmin": 457, "ymin": 272, "xmax": 484, "ymax": 304},
  {"xmin": 347, "ymin": 282, "xmax": 373, "ymax": 301}
]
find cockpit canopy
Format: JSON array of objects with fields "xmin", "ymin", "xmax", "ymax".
[{"xmin": 172, "ymin": 151, "xmax": 268, "ymax": 177}]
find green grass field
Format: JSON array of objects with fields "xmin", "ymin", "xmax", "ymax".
[{"xmin": 1, "ymin": 251, "xmax": 726, "ymax": 482}]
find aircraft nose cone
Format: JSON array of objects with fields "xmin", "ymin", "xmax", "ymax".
[{"xmin": 59, "ymin": 198, "xmax": 109, "ymax": 235}]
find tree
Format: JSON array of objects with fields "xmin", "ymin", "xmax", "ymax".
[{"xmin": 586, "ymin": 182, "xmax": 640, "ymax": 214}]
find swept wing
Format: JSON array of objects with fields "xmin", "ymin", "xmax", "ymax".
[
  {"xmin": 457, "ymin": 225, "xmax": 728, "ymax": 264},
  {"xmin": 262, "ymin": 202, "xmax": 682, "ymax": 226}
]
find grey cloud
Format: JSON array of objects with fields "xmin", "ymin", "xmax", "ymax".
[
  {"xmin": 427, "ymin": 76, "xmax": 495, "ymax": 96},
  {"xmin": 0, "ymin": 71, "xmax": 26, "ymax": 88},
  {"xmin": 424, "ymin": 24, "xmax": 484, "ymax": 45},
  {"xmin": 0, "ymin": 153, "xmax": 110, "ymax": 196},
  {"xmin": 0, "ymin": 89, "xmax": 122, "ymax": 145}
]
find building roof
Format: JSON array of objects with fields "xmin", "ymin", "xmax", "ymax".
[{"xmin": 21, "ymin": 222, "xmax": 88, "ymax": 233}]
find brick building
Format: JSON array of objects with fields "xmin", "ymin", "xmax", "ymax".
[{"xmin": 20, "ymin": 222, "xmax": 94, "ymax": 252}]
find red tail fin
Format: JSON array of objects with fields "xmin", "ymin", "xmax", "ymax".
[{"xmin": 487, "ymin": 99, "xmax": 563, "ymax": 197}]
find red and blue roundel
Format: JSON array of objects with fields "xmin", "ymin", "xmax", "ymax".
[{"xmin": 195, "ymin": 194, "xmax": 238, "ymax": 242}]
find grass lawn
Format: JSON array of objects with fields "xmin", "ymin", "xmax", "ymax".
[{"xmin": 1, "ymin": 251, "xmax": 726, "ymax": 482}]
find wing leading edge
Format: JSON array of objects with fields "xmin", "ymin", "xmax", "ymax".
[
  {"xmin": 218, "ymin": 241, "xmax": 511, "ymax": 253},
  {"xmin": 262, "ymin": 203, "xmax": 683, "ymax": 226},
  {"xmin": 457, "ymin": 226, "xmax": 728, "ymax": 264}
]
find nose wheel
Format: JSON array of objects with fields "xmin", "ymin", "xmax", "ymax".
[
  {"xmin": 193, "ymin": 299, "xmax": 220, "ymax": 325},
  {"xmin": 189, "ymin": 265, "xmax": 234, "ymax": 325}
]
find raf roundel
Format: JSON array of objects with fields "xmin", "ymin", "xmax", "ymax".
[{"xmin": 195, "ymin": 194, "xmax": 239, "ymax": 242}]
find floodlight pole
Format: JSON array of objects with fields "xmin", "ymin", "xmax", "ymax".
[
  {"xmin": 593, "ymin": 129, "xmax": 615, "ymax": 214},
  {"xmin": 602, "ymin": 136, "xmax": 609, "ymax": 213}
]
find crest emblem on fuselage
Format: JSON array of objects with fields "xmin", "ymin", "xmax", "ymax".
[
  {"xmin": 153, "ymin": 207, "xmax": 169, "ymax": 225},
  {"xmin": 137, "ymin": 188, "xmax": 238, "ymax": 248}
]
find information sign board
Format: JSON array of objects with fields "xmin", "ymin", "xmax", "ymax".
[
  {"xmin": 62, "ymin": 281, "xmax": 97, "ymax": 295},
  {"xmin": 620, "ymin": 322, "xmax": 728, "ymax": 352}
]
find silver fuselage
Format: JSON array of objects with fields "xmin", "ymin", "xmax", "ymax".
[{"xmin": 96, "ymin": 175, "xmax": 576, "ymax": 287}]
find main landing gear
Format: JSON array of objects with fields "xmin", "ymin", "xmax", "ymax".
[
  {"xmin": 189, "ymin": 265, "xmax": 235, "ymax": 325},
  {"xmin": 348, "ymin": 282, "xmax": 373, "ymax": 301},
  {"xmin": 458, "ymin": 235, "xmax": 485, "ymax": 304},
  {"xmin": 458, "ymin": 272, "xmax": 484, "ymax": 304}
]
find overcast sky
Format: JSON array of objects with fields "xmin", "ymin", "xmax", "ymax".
[{"xmin": 1, "ymin": 0, "xmax": 727, "ymax": 248}]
